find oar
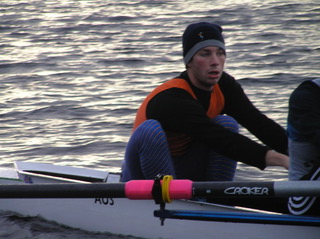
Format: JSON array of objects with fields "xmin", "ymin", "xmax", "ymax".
[
  {"xmin": 0, "ymin": 180, "xmax": 319, "ymax": 199},
  {"xmin": 0, "ymin": 183, "xmax": 126, "ymax": 198}
]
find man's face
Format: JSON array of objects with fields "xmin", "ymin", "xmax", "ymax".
[{"xmin": 187, "ymin": 46, "xmax": 226, "ymax": 91}]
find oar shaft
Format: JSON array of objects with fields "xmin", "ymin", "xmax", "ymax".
[
  {"xmin": 192, "ymin": 181, "xmax": 320, "ymax": 198},
  {"xmin": 0, "ymin": 180, "xmax": 319, "ymax": 199},
  {"xmin": 192, "ymin": 181, "xmax": 274, "ymax": 198},
  {"xmin": 0, "ymin": 183, "xmax": 126, "ymax": 198}
]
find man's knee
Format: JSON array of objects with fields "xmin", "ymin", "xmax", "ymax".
[{"xmin": 212, "ymin": 115, "xmax": 239, "ymax": 133}]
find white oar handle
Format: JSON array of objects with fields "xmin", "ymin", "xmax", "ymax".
[{"xmin": 275, "ymin": 181, "xmax": 320, "ymax": 197}]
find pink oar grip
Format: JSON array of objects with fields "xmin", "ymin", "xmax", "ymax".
[
  {"xmin": 125, "ymin": 180, "xmax": 154, "ymax": 199},
  {"xmin": 169, "ymin": 180, "xmax": 193, "ymax": 199},
  {"xmin": 125, "ymin": 179, "xmax": 193, "ymax": 200}
]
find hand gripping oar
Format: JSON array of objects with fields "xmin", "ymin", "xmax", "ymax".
[{"xmin": 0, "ymin": 178, "xmax": 319, "ymax": 199}]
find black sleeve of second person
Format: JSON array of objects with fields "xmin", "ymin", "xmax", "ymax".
[
  {"xmin": 288, "ymin": 81, "xmax": 320, "ymax": 148},
  {"xmin": 146, "ymin": 88, "xmax": 269, "ymax": 170}
]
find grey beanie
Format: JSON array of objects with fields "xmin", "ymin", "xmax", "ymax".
[{"xmin": 182, "ymin": 22, "xmax": 225, "ymax": 64}]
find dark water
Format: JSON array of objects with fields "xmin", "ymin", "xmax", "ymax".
[{"xmin": 0, "ymin": 0, "xmax": 319, "ymax": 238}]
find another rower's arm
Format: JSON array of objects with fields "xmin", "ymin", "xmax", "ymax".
[{"xmin": 265, "ymin": 150, "xmax": 289, "ymax": 170}]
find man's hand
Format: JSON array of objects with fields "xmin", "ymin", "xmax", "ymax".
[{"xmin": 265, "ymin": 150, "xmax": 289, "ymax": 170}]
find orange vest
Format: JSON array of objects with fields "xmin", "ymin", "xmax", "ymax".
[{"xmin": 133, "ymin": 78, "xmax": 225, "ymax": 156}]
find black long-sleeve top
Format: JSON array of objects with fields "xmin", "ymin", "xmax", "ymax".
[
  {"xmin": 288, "ymin": 79, "xmax": 320, "ymax": 148},
  {"xmin": 146, "ymin": 71, "xmax": 288, "ymax": 170}
]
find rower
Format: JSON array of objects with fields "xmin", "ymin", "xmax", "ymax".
[
  {"xmin": 121, "ymin": 22, "xmax": 289, "ymax": 182},
  {"xmin": 287, "ymin": 78, "xmax": 320, "ymax": 216}
]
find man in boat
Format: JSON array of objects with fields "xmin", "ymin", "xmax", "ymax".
[
  {"xmin": 287, "ymin": 78, "xmax": 320, "ymax": 215},
  {"xmin": 287, "ymin": 78, "xmax": 320, "ymax": 181},
  {"xmin": 121, "ymin": 22, "xmax": 289, "ymax": 182}
]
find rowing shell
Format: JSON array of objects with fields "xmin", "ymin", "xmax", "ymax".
[{"xmin": 0, "ymin": 161, "xmax": 318, "ymax": 239}]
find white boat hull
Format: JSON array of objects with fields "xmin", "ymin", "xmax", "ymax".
[
  {"xmin": 2, "ymin": 198, "xmax": 320, "ymax": 239},
  {"xmin": 0, "ymin": 162, "xmax": 319, "ymax": 239}
]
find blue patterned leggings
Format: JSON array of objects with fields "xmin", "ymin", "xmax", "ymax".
[{"xmin": 121, "ymin": 115, "xmax": 239, "ymax": 182}]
